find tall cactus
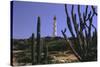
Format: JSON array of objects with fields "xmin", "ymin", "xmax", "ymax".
[
  {"xmin": 62, "ymin": 4, "xmax": 97, "ymax": 61},
  {"xmin": 36, "ymin": 16, "xmax": 41, "ymax": 64},
  {"xmin": 43, "ymin": 39, "xmax": 48, "ymax": 64},
  {"xmin": 31, "ymin": 33, "xmax": 36, "ymax": 65},
  {"xmin": 65, "ymin": 5, "xmax": 75, "ymax": 38}
]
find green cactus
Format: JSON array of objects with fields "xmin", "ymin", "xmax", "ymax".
[
  {"xmin": 36, "ymin": 16, "xmax": 41, "ymax": 64},
  {"xmin": 31, "ymin": 33, "xmax": 36, "ymax": 65},
  {"xmin": 43, "ymin": 39, "xmax": 48, "ymax": 64},
  {"xmin": 65, "ymin": 4, "xmax": 75, "ymax": 38},
  {"xmin": 62, "ymin": 4, "xmax": 97, "ymax": 61}
]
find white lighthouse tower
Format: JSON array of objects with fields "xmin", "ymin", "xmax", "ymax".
[{"xmin": 53, "ymin": 16, "xmax": 57, "ymax": 37}]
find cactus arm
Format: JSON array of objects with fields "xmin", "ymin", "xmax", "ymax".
[
  {"xmin": 65, "ymin": 4, "xmax": 75, "ymax": 38},
  {"xmin": 61, "ymin": 29, "xmax": 82, "ymax": 61}
]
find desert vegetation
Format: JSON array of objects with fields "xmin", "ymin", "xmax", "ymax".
[
  {"xmin": 11, "ymin": 4, "xmax": 97, "ymax": 66},
  {"xmin": 61, "ymin": 4, "xmax": 97, "ymax": 61}
]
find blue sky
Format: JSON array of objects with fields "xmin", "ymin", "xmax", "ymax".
[{"xmin": 12, "ymin": 1, "xmax": 97, "ymax": 39}]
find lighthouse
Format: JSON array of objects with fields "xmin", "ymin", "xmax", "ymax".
[{"xmin": 53, "ymin": 16, "xmax": 57, "ymax": 37}]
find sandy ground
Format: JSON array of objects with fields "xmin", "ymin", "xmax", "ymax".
[{"xmin": 12, "ymin": 50, "xmax": 78, "ymax": 66}]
